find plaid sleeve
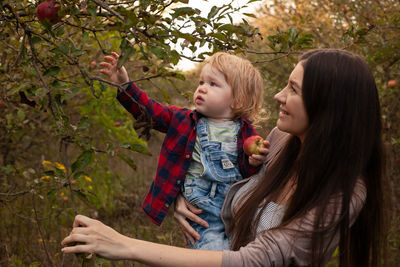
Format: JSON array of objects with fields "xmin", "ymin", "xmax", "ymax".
[{"xmin": 117, "ymin": 82, "xmax": 175, "ymax": 133}]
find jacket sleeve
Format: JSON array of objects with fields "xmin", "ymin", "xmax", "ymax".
[
  {"xmin": 221, "ymin": 180, "xmax": 367, "ymax": 267},
  {"xmin": 117, "ymin": 82, "xmax": 182, "ymax": 133}
]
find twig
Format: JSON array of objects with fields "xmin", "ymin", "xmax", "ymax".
[
  {"xmin": 60, "ymin": 137, "xmax": 78, "ymax": 215},
  {"xmin": 0, "ymin": 190, "xmax": 30, "ymax": 197},
  {"xmin": 132, "ymin": 74, "xmax": 162, "ymax": 83},
  {"xmin": 91, "ymin": 0, "xmax": 125, "ymax": 21},
  {"xmin": 32, "ymin": 194, "xmax": 55, "ymax": 267},
  {"xmin": 107, "ymin": 0, "xmax": 138, "ymax": 5},
  {"xmin": 252, "ymin": 54, "xmax": 292, "ymax": 64},
  {"xmin": 245, "ymin": 50, "xmax": 301, "ymax": 55},
  {"xmin": 26, "ymin": 31, "xmax": 57, "ymax": 118},
  {"xmin": 12, "ymin": 33, "xmax": 26, "ymax": 68}
]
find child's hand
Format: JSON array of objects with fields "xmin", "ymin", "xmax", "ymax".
[
  {"xmin": 248, "ymin": 140, "xmax": 270, "ymax": 166},
  {"xmin": 99, "ymin": 52, "xmax": 130, "ymax": 85}
]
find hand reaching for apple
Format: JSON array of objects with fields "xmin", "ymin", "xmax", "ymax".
[
  {"xmin": 99, "ymin": 52, "xmax": 130, "ymax": 86},
  {"xmin": 243, "ymin": 135, "xmax": 270, "ymax": 166}
]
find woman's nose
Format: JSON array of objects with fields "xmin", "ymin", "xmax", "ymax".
[{"xmin": 274, "ymin": 87, "xmax": 286, "ymax": 103}]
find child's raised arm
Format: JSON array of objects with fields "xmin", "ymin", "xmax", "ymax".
[{"xmin": 99, "ymin": 52, "xmax": 130, "ymax": 86}]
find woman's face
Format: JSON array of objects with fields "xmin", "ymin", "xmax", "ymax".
[{"xmin": 274, "ymin": 62, "xmax": 309, "ymax": 142}]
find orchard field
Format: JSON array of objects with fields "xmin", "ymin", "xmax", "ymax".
[{"xmin": 0, "ymin": 0, "xmax": 399, "ymax": 266}]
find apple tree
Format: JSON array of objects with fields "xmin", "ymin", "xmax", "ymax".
[{"xmin": 0, "ymin": 0, "xmax": 262, "ymax": 265}]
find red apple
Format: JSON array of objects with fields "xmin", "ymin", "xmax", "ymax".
[
  {"xmin": 388, "ymin": 80, "xmax": 397, "ymax": 87},
  {"xmin": 89, "ymin": 61, "xmax": 97, "ymax": 68},
  {"xmin": 243, "ymin": 135, "xmax": 264, "ymax": 156},
  {"xmin": 114, "ymin": 122, "xmax": 121, "ymax": 127},
  {"xmin": 182, "ymin": 39, "xmax": 190, "ymax": 47},
  {"xmin": 0, "ymin": 99, "xmax": 2, "ymax": 109},
  {"xmin": 37, "ymin": 1, "xmax": 61, "ymax": 24},
  {"xmin": 342, "ymin": 7, "xmax": 348, "ymax": 14}
]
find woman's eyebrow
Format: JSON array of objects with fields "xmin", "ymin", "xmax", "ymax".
[{"xmin": 290, "ymin": 80, "xmax": 301, "ymax": 90}]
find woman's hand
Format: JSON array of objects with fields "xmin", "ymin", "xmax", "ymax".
[
  {"xmin": 61, "ymin": 215, "xmax": 133, "ymax": 260},
  {"xmin": 99, "ymin": 52, "xmax": 130, "ymax": 86},
  {"xmin": 174, "ymin": 194, "xmax": 209, "ymax": 246},
  {"xmin": 249, "ymin": 139, "xmax": 270, "ymax": 166}
]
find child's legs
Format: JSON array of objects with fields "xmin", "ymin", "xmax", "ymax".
[
  {"xmin": 188, "ymin": 216, "xmax": 230, "ymax": 250},
  {"xmin": 184, "ymin": 192, "xmax": 230, "ymax": 250}
]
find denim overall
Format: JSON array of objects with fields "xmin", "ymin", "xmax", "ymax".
[{"xmin": 182, "ymin": 118, "xmax": 243, "ymax": 250}]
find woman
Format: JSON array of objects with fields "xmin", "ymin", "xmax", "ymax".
[{"xmin": 61, "ymin": 49, "xmax": 384, "ymax": 266}]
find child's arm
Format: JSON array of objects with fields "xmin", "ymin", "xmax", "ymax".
[{"xmin": 100, "ymin": 52, "xmax": 185, "ymax": 133}]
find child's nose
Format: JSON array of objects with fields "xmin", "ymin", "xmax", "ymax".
[{"xmin": 198, "ymin": 85, "xmax": 207, "ymax": 94}]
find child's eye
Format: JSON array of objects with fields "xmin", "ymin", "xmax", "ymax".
[
  {"xmin": 199, "ymin": 81, "xmax": 204, "ymax": 85},
  {"xmin": 210, "ymin": 82, "xmax": 217, "ymax": 87}
]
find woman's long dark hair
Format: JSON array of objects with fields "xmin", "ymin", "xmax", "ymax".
[{"xmin": 229, "ymin": 49, "xmax": 384, "ymax": 266}]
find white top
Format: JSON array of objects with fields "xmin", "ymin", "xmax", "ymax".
[{"xmin": 231, "ymin": 165, "xmax": 286, "ymax": 233}]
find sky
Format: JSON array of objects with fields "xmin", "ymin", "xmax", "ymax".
[{"xmin": 173, "ymin": 0, "xmax": 262, "ymax": 71}]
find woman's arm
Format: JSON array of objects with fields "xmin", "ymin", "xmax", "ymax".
[{"xmin": 62, "ymin": 215, "xmax": 222, "ymax": 267}]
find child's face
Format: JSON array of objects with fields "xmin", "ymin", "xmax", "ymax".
[{"xmin": 193, "ymin": 64, "xmax": 234, "ymax": 122}]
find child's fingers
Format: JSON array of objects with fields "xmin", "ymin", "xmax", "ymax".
[
  {"xmin": 249, "ymin": 155, "xmax": 263, "ymax": 163},
  {"xmin": 111, "ymin": 51, "xmax": 119, "ymax": 59},
  {"xmin": 263, "ymin": 140, "xmax": 270, "ymax": 149},
  {"xmin": 258, "ymin": 147, "xmax": 269, "ymax": 155},
  {"xmin": 103, "ymin": 56, "xmax": 117, "ymax": 65},
  {"xmin": 99, "ymin": 62, "xmax": 112, "ymax": 69}
]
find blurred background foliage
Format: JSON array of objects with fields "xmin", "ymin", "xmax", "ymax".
[{"xmin": 0, "ymin": 0, "xmax": 399, "ymax": 266}]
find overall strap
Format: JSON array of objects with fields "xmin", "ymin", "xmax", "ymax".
[{"xmin": 196, "ymin": 118, "xmax": 210, "ymax": 149}]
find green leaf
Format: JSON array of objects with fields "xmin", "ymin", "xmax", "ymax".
[
  {"xmin": 118, "ymin": 39, "xmax": 135, "ymax": 68},
  {"xmin": 117, "ymin": 153, "xmax": 137, "ymax": 170},
  {"xmin": 73, "ymin": 171, "xmax": 85, "ymax": 180},
  {"xmin": 120, "ymin": 142, "xmax": 151, "ymax": 155},
  {"xmin": 169, "ymin": 50, "xmax": 180, "ymax": 65},
  {"xmin": 171, "ymin": 7, "xmax": 200, "ymax": 19},
  {"xmin": 218, "ymin": 24, "xmax": 244, "ymax": 34},
  {"xmin": 44, "ymin": 66, "xmax": 61, "ymax": 77},
  {"xmin": 87, "ymin": 2, "xmax": 97, "ymax": 17},
  {"xmin": 73, "ymin": 189, "xmax": 89, "ymax": 201},
  {"xmin": 208, "ymin": 6, "xmax": 219, "ymax": 20},
  {"xmin": 77, "ymin": 116, "xmax": 89, "ymax": 130},
  {"xmin": 243, "ymin": 13, "xmax": 256, "ymax": 18},
  {"xmin": 150, "ymin": 46, "xmax": 166, "ymax": 59},
  {"xmin": 17, "ymin": 109, "xmax": 25, "ymax": 121},
  {"xmin": 47, "ymin": 189, "xmax": 57, "ymax": 197},
  {"xmin": 7, "ymin": 83, "xmax": 28, "ymax": 96},
  {"xmin": 54, "ymin": 167, "xmax": 65, "ymax": 177},
  {"xmin": 71, "ymin": 150, "xmax": 94, "ymax": 173}
]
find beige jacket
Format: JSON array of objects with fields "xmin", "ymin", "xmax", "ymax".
[{"xmin": 221, "ymin": 127, "xmax": 366, "ymax": 266}]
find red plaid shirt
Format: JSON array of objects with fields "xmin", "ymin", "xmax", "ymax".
[{"xmin": 117, "ymin": 82, "xmax": 261, "ymax": 225}]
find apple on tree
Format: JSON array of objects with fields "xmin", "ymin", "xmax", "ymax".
[
  {"xmin": 388, "ymin": 80, "xmax": 397, "ymax": 87},
  {"xmin": 243, "ymin": 135, "xmax": 265, "ymax": 156},
  {"xmin": 37, "ymin": 1, "xmax": 61, "ymax": 24}
]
